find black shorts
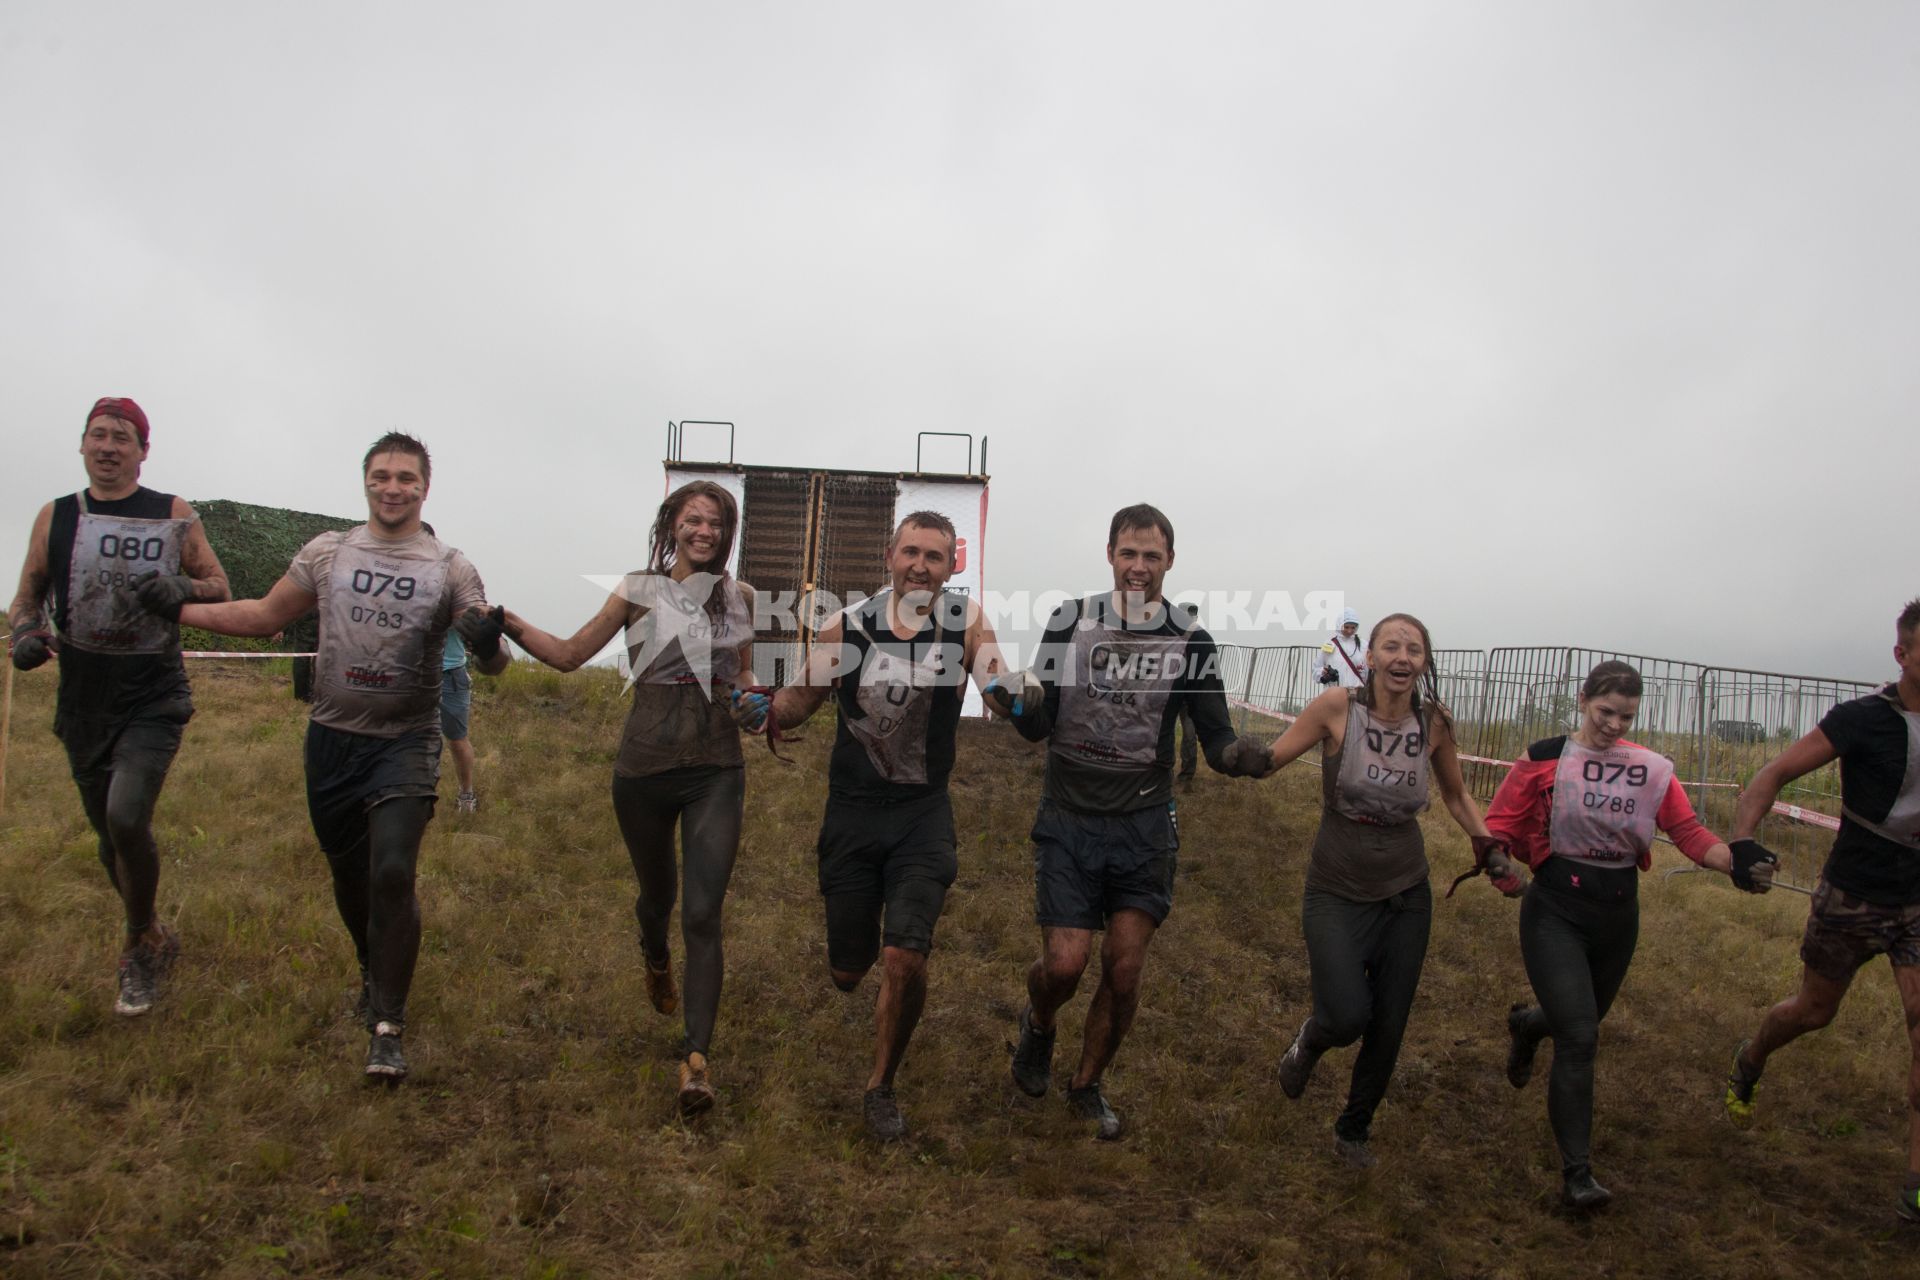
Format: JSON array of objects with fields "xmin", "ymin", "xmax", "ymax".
[
  {"xmin": 57, "ymin": 693, "xmax": 194, "ymax": 792},
  {"xmin": 304, "ymin": 721, "xmax": 441, "ymax": 856},
  {"xmin": 816, "ymin": 792, "xmax": 958, "ymax": 972},
  {"xmin": 1031, "ymin": 797, "xmax": 1179, "ymax": 931}
]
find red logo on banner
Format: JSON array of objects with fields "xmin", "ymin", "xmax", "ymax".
[{"xmin": 953, "ymin": 537, "xmax": 967, "ymax": 574}]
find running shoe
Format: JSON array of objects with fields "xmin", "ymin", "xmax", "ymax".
[
  {"xmin": 1898, "ymin": 1179, "xmax": 1920, "ymax": 1225},
  {"xmin": 644, "ymin": 953, "xmax": 679, "ymax": 1017},
  {"xmin": 1277, "ymin": 1021, "xmax": 1321, "ymax": 1099},
  {"xmin": 1724, "ymin": 1040, "xmax": 1761, "ymax": 1127},
  {"xmin": 1506, "ymin": 1004, "xmax": 1541, "ymax": 1089},
  {"xmin": 366, "ymin": 1022, "xmax": 408, "ymax": 1081},
  {"xmin": 1562, "ymin": 1167, "xmax": 1612, "ymax": 1211},
  {"xmin": 863, "ymin": 1087, "xmax": 907, "ymax": 1142},
  {"xmin": 113, "ymin": 923, "xmax": 179, "ymax": 1017},
  {"xmin": 456, "ymin": 790, "xmax": 479, "ymax": 814},
  {"xmin": 1011, "ymin": 1006, "xmax": 1056, "ymax": 1098},
  {"xmin": 678, "ymin": 1052, "xmax": 716, "ymax": 1119},
  {"xmin": 1065, "ymin": 1082, "xmax": 1123, "ymax": 1141},
  {"xmin": 1333, "ymin": 1133, "xmax": 1377, "ymax": 1170}
]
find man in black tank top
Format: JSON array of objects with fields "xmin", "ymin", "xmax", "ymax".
[
  {"xmin": 9, "ymin": 398, "xmax": 230, "ymax": 1018},
  {"xmin": 748, "ymin": 512, "xmax": 1012, "ymax": 1140},
  {"xmin": 1723, "ymin": 600, "xmax": 1920, "ymax": 1220},
  {"xmin": 988, "ymin": 504, "xmax": 1273, "ymax": 1139}
]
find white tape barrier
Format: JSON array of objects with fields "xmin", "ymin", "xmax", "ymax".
[{"xmin": 182, "ymin": 651, "xmax": 317, "ymax": 659}]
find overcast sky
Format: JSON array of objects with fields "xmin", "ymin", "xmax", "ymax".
[{"xmin": 4, "ymin": 1, "xmax": 1913, "ymax": 682}]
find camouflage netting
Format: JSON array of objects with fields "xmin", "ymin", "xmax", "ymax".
[{"xmin": 182, "ymin": 499, "xmax": 357, "ymax": 657}]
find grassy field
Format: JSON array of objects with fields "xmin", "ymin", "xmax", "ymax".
[{"xmin": 0, "ymin": 662, "xmax": 1914, "ymax": 1278}]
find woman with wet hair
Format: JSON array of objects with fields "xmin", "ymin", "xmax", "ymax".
[
  {"xmin": 1485, "ymin": 659, "xmax": 1770, "ymax": 1210},
  {"xmin": 1254, "ymin": 613, "xmax": 1513, "ymax": 1169},
  {"xmin": 503, "ymin": 480, "xmax": 757, "ymax": 1118}
]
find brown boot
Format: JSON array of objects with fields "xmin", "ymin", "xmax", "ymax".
[
  {"xmin": 677, "ymin": 1052, "xmax": 716, "ymax": 1118},
  {"xmin": 644, "ymin": 953, "xmax": 679, "ymax": 1016}
]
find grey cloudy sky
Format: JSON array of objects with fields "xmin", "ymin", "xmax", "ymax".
[{"xmin": 4, "ymin": 1, "xmax": 1914, "ymax": 681}]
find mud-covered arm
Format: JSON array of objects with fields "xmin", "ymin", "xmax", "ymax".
[
  {"xmin": 9, "ymin": 502, "xmax": 54, "ymax": 634},
  {"xmin": 171, "ymin": 498, "xmax": 230, "ymax": 602},
  {"xmin": 180, "ymin": 574, "xmax": 319, "ymax": 638}
]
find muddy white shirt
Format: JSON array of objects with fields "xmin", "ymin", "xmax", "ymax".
[{"xmin": 288, "ymin": 526, "xmax": 487, "ymax": 737}]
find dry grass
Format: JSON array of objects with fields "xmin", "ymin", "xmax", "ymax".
[{"xmin": 0, "ymin": 663, "xmax": 1913, "ymax": 1278}]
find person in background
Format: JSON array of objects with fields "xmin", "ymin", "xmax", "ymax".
[{"xmin": 1316, "ymin": 608, "xmax": 1366, "ymax": 689}]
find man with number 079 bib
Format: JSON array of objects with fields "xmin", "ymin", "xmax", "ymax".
[
  {"xmin": 9, "ymin": 396, "xmax": 231, "ymax": 1018},
  {"xmin": 157, "ymin": 432, "xmax": 509, "ymax": 1081}
]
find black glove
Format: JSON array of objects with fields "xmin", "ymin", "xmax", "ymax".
[
  {"xmin": 130, "ymin": 571, "xmax": 195, "ymax": 621},
  {"xmin": 1729, "ymin": 839, "xmax": 1778, "ymax": 894},
  {"xmin": 455, "ymin": 605, "xmax": 506, "ymax": 661},
  {"xmin": 1318, "ymin": 666, "xmax": 1340, "ymax": 685},
  {"xmin": 9, "ymin": 628, "xmax": 55, "ymax": 671},
  {"xmin": 1220, "ymin": 733, "xmax": 1275, "ymax": 779},
  {"xmin": 1477, "ymin": 836, "xmax": 1527, "ymax": 897}
]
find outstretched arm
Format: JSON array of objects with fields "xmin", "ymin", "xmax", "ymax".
[
  {"xmin": 1430, "ymin": 716, "xmax": 1492, "ymax": 839},
  {"xmin": 180, "ymin": 575, "xmax": 319, "ymax": 638},
  {"xmin": 1263, "ymin": 688, "xmax": 1344, "ymax": 772},
  {"xmin": 767, "ymin": 615, "xmax": 841, "ymax": 730},
  {"xmin": 1732, "ymin": 729, "xmax": 1838, "ymax": 840},
  {"xmin": 503, "ymin": 591, "xmax": 626, "ymax": 673},
  {"xmin": 172, "ymin": 499, "xmax": 231, "ymax": 603}
]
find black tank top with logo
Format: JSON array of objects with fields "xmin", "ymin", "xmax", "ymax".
[
  {"xmin": 827, "ymin": 590, "xmax": 969, "ymax": 805},
  {"xmin": 47, "ymin": 488, "xmax": 191, "ymax": 720}
]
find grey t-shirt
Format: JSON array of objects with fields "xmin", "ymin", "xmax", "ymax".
[{"xmin": 288, "ymin": 525, "xmax": 488, "ymax": 737}]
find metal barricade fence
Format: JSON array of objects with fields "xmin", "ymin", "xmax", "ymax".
[{"xmin": 1217, "ymin": 642, "xmax": 1880, "ymax": 890}]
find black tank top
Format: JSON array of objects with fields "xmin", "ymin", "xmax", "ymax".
[
  {"xmin": 827, "ymin": 591, "xmax": 968, "ymax": 804},
  {"xmin": 48, "ymin": 488, "xmax": 190, "ymax": 720}
]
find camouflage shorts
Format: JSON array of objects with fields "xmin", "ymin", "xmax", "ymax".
[{"xmin": 1800, "ymin": 879, "xmax": 1920, "ymax": 981}]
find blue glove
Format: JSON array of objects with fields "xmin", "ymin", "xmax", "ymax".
[
  {"xmin": 983, "ymin": 669, "xmax": 1042, "ymax": 717},
  {"xmin": 731, "ymin": 688, "xmax": 771, "ymax": 732}
]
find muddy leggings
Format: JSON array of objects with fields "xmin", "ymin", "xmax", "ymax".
[
  {"xmin": 1512, "ymin": 861, "xmax": 1640, "ymax": 1177},
  {"xmin": 611, "ymin": 766, "xmax": 746, "ymax": 1057},
  {"xmin": 323, "ymin": 797, "xmax": 435, "ymax": 1030},
  {"xmin": 1298, "ymin": 880, "xmax": 1433, "ymax": 1142}
]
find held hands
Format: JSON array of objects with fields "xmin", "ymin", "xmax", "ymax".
[
  {"xmin": 1728, "ymin": 839, "xmax": 1779, "ymax": 894},
  {"xmin": 129, "ymin": 571, "xmax": 195, "ymax": 621},
  {"xmin": 983, "ymin": 668, "xmax": 1043, "ymax": 718},
  {"xmin": 1473, "ymin": 835, "xmax": 1527, "ymax": 897},
  {"xmin": 1221, "ymin": 733, "xmax": 1276, "ymax": 779},
  {"xmin": 454, "ymin": 605, "xmax": 507, "ymax": 660},
  {"xmin": 9, "ymin": 628, "xmax": 56, "ymax": 671},
  {"xmin": 730, "ymin": 688, "xmax": 772, "ymax": 732}
]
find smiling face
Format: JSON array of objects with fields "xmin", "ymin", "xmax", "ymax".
[
  {"xmin": 1366, "ymin": 618, "xmax": 1428, "ymax": 700},
  {"xmin": 1107, "ymin": 523, "xmax": 1174, "ymax": 606},
  {"xmin": 80, "ymin": 415, "xmax": 148, "ymax": 494},
  {"xmin": 887, "ymin": 519, "xmax": 955, "ymax": 610},
  {"xmin": 363, "ymin": 449, "xmax": 429, "ymax": 535},
  {"xmin": 1578, "ymin": 691, "xmax": 1640, "ymax": 749},
  {"xmin": 672, "ymin": 494, "xmax": 728, "ymax": 571}
]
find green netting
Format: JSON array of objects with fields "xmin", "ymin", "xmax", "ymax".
[{"xmin": 182, "ymin": 499, "xmax": 358, "ymax": 653}]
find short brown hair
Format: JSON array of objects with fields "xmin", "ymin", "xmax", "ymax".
[
  {"xmin": 363, "ymin": 431, "xmax": 431, "ymax": 485},
  {"xmin": 1582, "ymin": 660, "xmax": 1643, "ymax": 701},
  {"xmin": 891, "ymin": 510, "xmax": 956, "ymax": 554},
  {"xmin": 1108, "ymin": 503, "xmax": 1174, "ymax": 554},
  {"xmin": 1898, "ymin": 598, "xmax": 1920, "ymax": 646}
]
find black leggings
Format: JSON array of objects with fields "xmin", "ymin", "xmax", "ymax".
[
  {"xmin": 78, "ymin": 766, "xmax": 166, "ymax": 937},
  {"xmin": 324, "ymin": 796, "xmax": 435, "ymax": 1029},
  {"xmin": 1299, "ymin": 880, "xmax": 1433, "ymax": 1141},
  {"xmin": 1514, "ymin": 863, "xmax": 1640, "ymax": 1176},
  {"xmin": 611, "ymin": 767, "xmax": 745, "ymax": 1056}
]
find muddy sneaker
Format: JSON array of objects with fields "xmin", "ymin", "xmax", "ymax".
[
  {"xmin": 1898, "ymin": 1177, "xmax": 1920, "ymax": 1224},
  {"xmin": 1562, "ymin": 1167, "xmax": 1612, "ymax": 1211},
  {"xmin": 678, "ymin": 1052, "xmax": 716, "ymax": 1119},
  {"xmin": 644, "ymin": 953, "xmax": 679, "ymax": 1017},
  {"xmin": 455, "ymin": 790, "xmax": 479, "ymax": 814},
  {"xmin": 1011, "ymin": 1006, "xmax": 1056, "ymax": 1098},
  {"xmin": 1333, "ymin": 1134, "xmax": 1377, "ymax": 1169},
  {"xmin": 1066, "ymin": 1082, "xmax": 1123, "ymax": 1141},
  {"xmin": 1725, "ymin": 1040, "xmax": 1761, "ymax": 1127},
  {"xmin": 1277, "ymin": 1021, "xmax": 1321, "ymax": 1099},
  {"xmin": 863, "ymin": 1087, "xmax": 907, "ymax": 1142},
  {"xmin": 113, "ymin": 923, "xmax": 180, "ymax": 1017},
  {"xmin": 366, "ymin": 1022, "xmax": 408, "ymax": 1081},
  {"xmin": 1507, "ymin": 1004, "xmax": 1541, "ymax": 1089}
]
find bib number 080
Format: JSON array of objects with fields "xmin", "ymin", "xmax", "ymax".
[{"xmin": 98, "ymin": 534, "xmax": 167, "ymax": 562}]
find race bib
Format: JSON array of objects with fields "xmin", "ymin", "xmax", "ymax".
[
  {"xmin": 1332, "ymin": 700, "xmax": 1429, "ymax": 825},
  {"xmin": 1549, "ymin": 741, "xmax": 1673, "ymax": 868},
  {"xmin": 317, "ymin": 541, "xmax": 451, "ymax": 714},
  {"xmin": 65, "ymin": 502, "xmax": 191, "ymax": 654}
]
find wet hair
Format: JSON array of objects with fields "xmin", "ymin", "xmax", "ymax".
[
  {"xmin": 647, "ymin": 480, "xmax": 739, "ymax": 616},
  {"xmin": 1108, "ymin": 503, "xmax": 1175, "ymax": 554},
  {"xmin": 890, "ymin": 510, "xmax": 956, "ymax": 555},
  {"xmin": 1581, "ymin": 659, "xmax": 1643, "ymax": 701},
  {"xmin": 362, "ymin": 431, "xmax": 431, "ymax": 485},
  {"xmin": 1899, "ymin": 598, "xmax": 1920, "ymax": 646},
  {"xmin": 1353, "ymin": 612, "xmax": 1451, "ymax": 733}
]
